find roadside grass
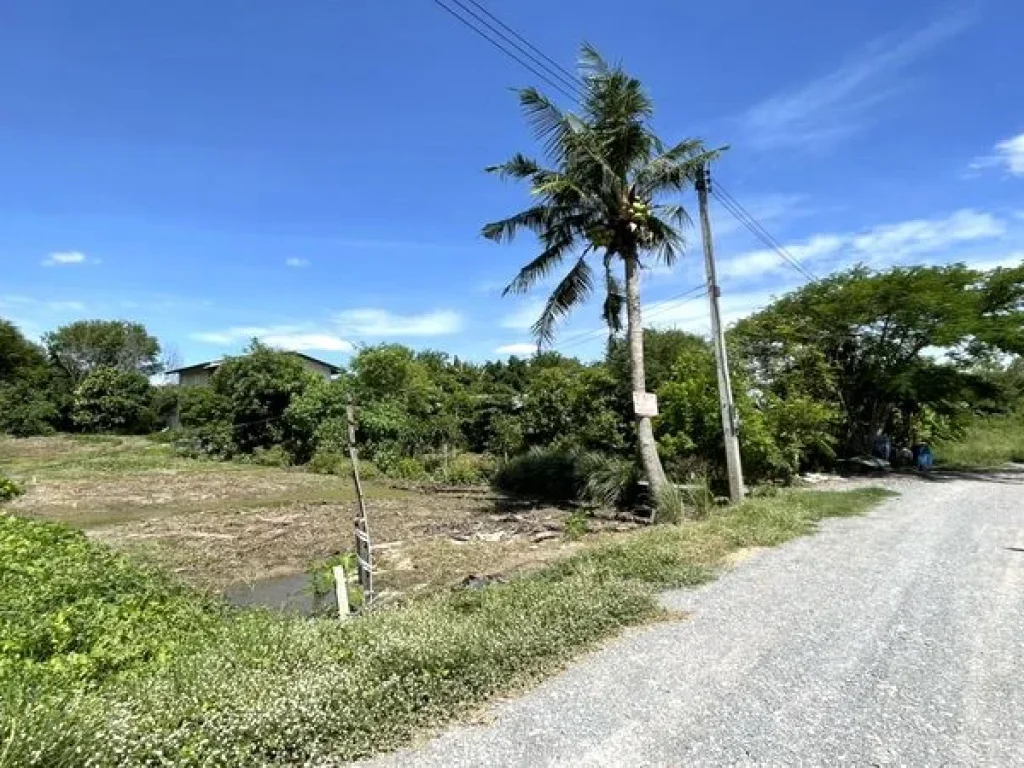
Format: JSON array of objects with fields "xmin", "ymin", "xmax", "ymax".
[
  {"xmin": 934, "ymin": 411, "xmax": 1024, "ymax": 469},
  {"xmin": 0, "ymin": 486, "xmax": 892, "ymax": 766}
]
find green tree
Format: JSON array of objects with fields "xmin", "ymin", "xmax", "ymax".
[
  {"xmin": 285, "ymin": 376, "xmax": 351, "ymax": 462},
  {"xmin": 482, "ymin": 44, "xmax": 719, "ymax": 494},
  {"xmin": 656, "ymin": 337, "xmax": 836, "ymax": 483},
  {"xmin": 72, "ymin": 367, "xmax": 154, "ymax": 433},
  {"xmin": 43, "ymin": 320, "xmax": 162, "ymax": 384},
  {"xmin": 210, "ymin": 342, "xmax": 318, "ymax": 453},
  {"xmin": 733, "ymin": 264, "xmax": 1024, "ymax": 452},
  {"xmin": 0, "ymin": 319, "xmax": 64, "ymax": 435}
]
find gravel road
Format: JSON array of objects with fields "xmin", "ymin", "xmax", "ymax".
[{"xmin": 372, "ymin": 474, "xmax": 1024, "ymax": 767}]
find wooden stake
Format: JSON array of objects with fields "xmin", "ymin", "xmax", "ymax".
[{"xmin": 346, "ymin": 399, "xmax": 374, "ymax": 604}]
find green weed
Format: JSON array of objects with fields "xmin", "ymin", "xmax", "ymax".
[
  {"xmin": 0, "ymin": 487, "xmax": 892, "ymax": 766},
  {"xmin": 934, "ymin": 411, "xmax": 1024, "ymax": 469}
]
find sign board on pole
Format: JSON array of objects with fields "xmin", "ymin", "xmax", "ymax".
[{"xmin": 633, "ymin": 392, "xmax": 659, "ymax": 418}]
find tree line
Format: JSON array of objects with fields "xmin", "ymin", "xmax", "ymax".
[{"xmin": 2, "ymin": 261, "xmax": 1022, "ymax": 497}]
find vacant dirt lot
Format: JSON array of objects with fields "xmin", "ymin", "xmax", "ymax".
[{"xmin": 1, "ymin": 436, "xmax": 634, "ymax": 599}]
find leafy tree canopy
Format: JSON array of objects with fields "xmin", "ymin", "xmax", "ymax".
[
  {"xmin": 0, "ymin": 319, "xmax": 48, "ymax": 382},
  {"xmin": 43, "ymin": 320, "xmax": 161, "ymax": 384},
  {"xmin": 732, "ymin": 264, "xmax": 1024, "ymax": 450},
  {"xmin": 72, "ymin": 367, "xmax": 154, "ymax": 434},
  {"xmin": 210, "ymin": 342, "xmax": 318, "ymax": 452}
]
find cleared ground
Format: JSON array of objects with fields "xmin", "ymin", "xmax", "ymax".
[
  {"xmin": 1, "ymin": 435, "xmax": 634, "ymax": 597},
  {"xmin": 372, "ymin": 470, "xmax": 1024, "ymax": 766}
]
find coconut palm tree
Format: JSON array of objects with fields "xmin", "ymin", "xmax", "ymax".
[{"xmin": 482, "ymin": 44, "xmax": 720, "ymax": 494}]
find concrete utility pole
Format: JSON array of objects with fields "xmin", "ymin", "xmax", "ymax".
[{"xmin": 695, "ymin": 163, "xmax": 745, "ymax": 503}]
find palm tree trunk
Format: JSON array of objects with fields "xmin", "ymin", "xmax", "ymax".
[{"xmin": 624, "ymin": 253, "xmax": 669, "ymax": 495}]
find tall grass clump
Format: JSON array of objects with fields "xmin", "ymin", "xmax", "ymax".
[
  {"xmin": 493, "ymin": 447, "xmax": 641, "ymax": 508},
  {"xmin": 491, "ymin": 446, "xmax": 583, "ymax": 502},
  {"xmin": 934, "ymin": 410, "xmax": 1024, "ymax": 468}
]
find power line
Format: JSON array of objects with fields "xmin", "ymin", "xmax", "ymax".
[
  {"xmin": 550, "ymin": 282, "xmax": 708, "ymax": 354},
  {"xmin": 711, "ymin": 183, "xmax": 818, "ymax": 282},
  {"xmin": 444, "ymin": 0, "xmax": 583, "ymax": 96},
  {"xmin": 431, "ymin": 0, "xmax": 580, "ymax": 101},
  {"xmin": 459, "ymin": 0, "xmax": 580, "ymax": 85}
]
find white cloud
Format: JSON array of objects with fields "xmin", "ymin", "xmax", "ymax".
[
  {"xmin": 333, "ymin": 308, "xmax": 462, "ymax": 337},
  {"xmin": 0, "ymin": 294, "xmax": 33, "ymax": 306},
  {"xmin": 500, "ymin": 300, "xmax": 545, "ymax": 330},
  {"xmin": 850, "ymin": 209, "xmax": 1004, "ymax": 262},
  {"xmin": 968, "ymin": 252, "xmax": 1024, "ymax": 272},
  {"xmin": 45, "ymin": 301, "xmax": 87, "ymax": 311},
  {"xmin": 741, "ymin": 13, "xmax": 970, "ymax": 150},
  {"xmin": 42, "ymin": 250, "xmax": 90, "ymax": 267},
  {"xmin": 720, "ymin": 235, "xmax": 844, "ymax": 279},
  {"xmin": 969, "ymin": 132, "xmax": 1024, "ymax": 177},
  {"xmin": 261, "ymin": 333, "xmax": 352, "ymax": 352},
  {"xmin": 495, "ymin": 343, "xmax": 537, "ymax": 356},
  {"xmin": 191, "ymin": 324, "xmax": 352, "ymax": 352},
  {"xmin": 719, "ymin": 209, "xmax": 1006, "ymax": 279},
  {"xmin": 285, "ymin": 257, "xmax": 310, "ymax": 268},
  {"xmin": 191, "ymin": 326, "xmax": 278, "ymax": 344}
]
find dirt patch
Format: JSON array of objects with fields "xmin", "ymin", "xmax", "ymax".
[
  {"xmin": 4, "ymin": 435, "xmax": 645, "ymax": 600},
  {"xmin": 10, "ymin": 467, "xmax": 359, "ymax": 526}
]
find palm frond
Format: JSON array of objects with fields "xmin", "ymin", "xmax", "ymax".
[
  {"xmin": 532, "ymin": 256, "xmax": 594, "ymax": 347},
  {"xmin": 602, "ymin": 252, "xmax": 625, "ymax": 334},
  {"xmin": 503, "ymin": 237, "xmax": 573, "ymax": 295},
  {"xmin": 485, "ymin": 153, "xmax": 544, "ymax": 180},
  {"xmin": 634, "ymin": 141, "xmax": 724, "ymax": 195},
  {"xmin": 482, "ymin": 205, "xmax": 552, "ymax": 243},
  {"xmin": 518, "ymin": 87, "xmax": 582, "ymax": 158},
  {"xmin": 652, "ymin": 203, "xmax": 692, "ymax": 230},
  {"xmin": 578, "ymin": 41, "xmax": 610, "ymax": 80},
  {"xmin": 644, "ymin": 216, "xmax": 685, "ymax": 267}
]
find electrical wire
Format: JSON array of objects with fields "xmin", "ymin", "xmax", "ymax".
[
  {"xmin": 431, "ymin": 0, "xmax": 580, "ymax": 101},
  {"xmin": 549, "ymin": 282, "xmax": 708, "ymax": 354},
  {"xmin": 443, "ymin": 0, "xmax": 583, "ymax": 96},
  {"xmin": 711, "ymin": 183, "xmax": 818, "ymax": 282}
]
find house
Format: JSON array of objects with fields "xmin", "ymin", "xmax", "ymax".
[{"xmin": 168, "ymin": 352, "xmax": 341, "ymax": 388}]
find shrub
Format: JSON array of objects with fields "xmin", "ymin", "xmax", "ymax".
[
  {"xmin": 284, "ymin": 379, "xmax": 350, "ymax": 463},
  {"xmin": 71, "ymin": 367, "xmax": 155, "ymax": 434},
  {"xmin": 494, "ymin": 447, "xmax": 642, "ymax": 507},
  {"xmin": 251, "ymin": 445, "xmax": 291, "ymax": 468},
  {"xmin": 423, "ymin": 452, "xmax": 492, "ymax": 485},
  {"xmin": 0, "ymin": 474, "xmax": 23, "ymax": 502},
  {"xmin": 446, "ymin": 453, "xmax": 492, "ymax": 485},
  {"xmin": 388, "ymin": 456, "xmax": 428, "ymax": 480},
  {"xmin": 211, "ymin": 343, "xmax": 318, "ymax": 454},
  {"xmin": 492, "ymin": 446, "xmax": 581, "ymax": 502},
  {"xmin": 0, "ymin": 382, "xmax": 58, "ymax": 437},
  {"xmin": 307, "ymin": 449, "xmax": 347, "ymax": 475},
  {"xmin": 174, "ymin": 423, "xmax": 236, "ymax": 459}
]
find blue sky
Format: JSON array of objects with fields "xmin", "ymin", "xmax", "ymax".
[{"xmin": 2, "ymin": 0, "xmax": 1022, "ymax": 368}]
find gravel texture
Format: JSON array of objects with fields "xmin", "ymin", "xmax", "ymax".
[{"xmin": 369, "ymin": 474, "xmax": 1024, "ymax": 767}]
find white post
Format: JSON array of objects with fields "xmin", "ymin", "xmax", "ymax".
[{"xmin": 333, "ymin": 565, "xmax": 350, "ymax": 619}]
